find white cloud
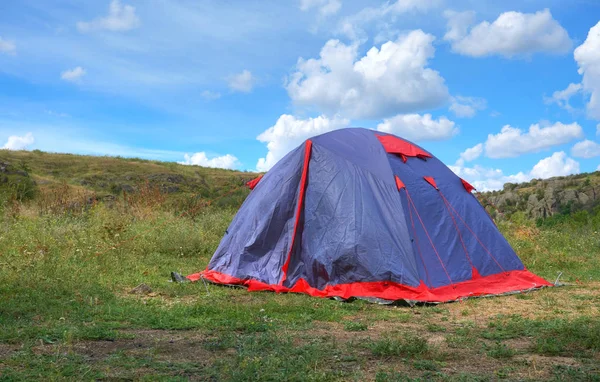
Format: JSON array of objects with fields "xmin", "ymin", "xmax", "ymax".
[
  {"xmin": 339, "ymin": 0, "xmax": 440, "ymax": 40},
  {"xmin": 574, "ymin": 21, "xmax": 600, "ymax": 120},
  {"xmin": 61, "ymin": 67, "xmax": 86, "ymax": 83},
  {"xmin": 179, "ymin": 152, "xmax": 239, "ymax": 169},
  {"xmin": 449, "ymin": 96, "xmax": 487, "ymax": 118},
  {"xmin": 530, "ymin": 151, "xmax": 580, "ymax": 179},
  {"xmin": 201, "ymin": 90, "xmax": 221, "ymax": 100},
  {"xmin": 455, "ymin": 143, "xmax": 483, "ymax": 166},
  {"xmin": 286, "ymin": 30, "xmax": 448, "ymax": 119},
  {"xmin": 443, "ymin": 10, "xmax": 475, "ymax": 42},
  {"xmin": 228, "ymin": 70, "xmax": 255, "ymax": 93},
  {"xmin": 449, "ymin": 164, "xmax": 529, "ymax": 192},
  {"xmin": 544, "ymin": 83, "xmax": 582, "ymax": 111},
  {"xmin": 2, "ymin": 133, "xmax": 34, "ymax": 151},
  {"xmin": 485, "ymin": 122, "xmax": 583, "ymax": 158},
  {"xmin": 77, "ymin": 0, "xmax": 141, "ymax": 32},
  {"xmin": 0, "ymin": 37, "xmax": 16, "ymax": 55},
  {"xmin": 300, "ymin": 0, "xmax": 341, "ymax": 17},
  {"xmin": 571, "ymin": 139, "xmax": 600, "ymax": 158},
  {"xmin": 450, "ymin": 151, "xmax": 579, "ymax": 191},
  {"xmin": 256, "ymin": 114, "xmax": 349, "ymax": 171},
  {"xmin": 376, "ymin": 114, "xmax": 457, "ymax": 141},
  {"xmin": 45, "ymin": 110, "xmax": 71, "ymax": 118},
  {"xmin": 444, "ymin": 9, "xmax": 572, "ymax": 58}
]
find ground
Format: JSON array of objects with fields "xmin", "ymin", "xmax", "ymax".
[{"xmin": 0, "ymin": 166, "xmax": 599, "ymax": 380}]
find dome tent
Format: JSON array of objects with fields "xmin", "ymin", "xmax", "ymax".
[{"xmin": 187, "ymin": 128, "xmax": 551, "ymax": 303}]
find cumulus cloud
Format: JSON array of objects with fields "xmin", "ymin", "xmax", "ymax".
[
  {"xmin": 450, "ymin": 151, "xmax": 579, "ymax": 191},
  {"xmin": 286, "ymin": 30, "xmax": 448, "ymax": 119},
  {"xmin": 449, "ymin": 164, "xmax": 529, "ymax": 192},
  {"xmin": 376, "ymin": 114, "xmax": 457, "ymax": 141},
  {"xmin": 529, "ymin": 151, "xmax": 580, "ymax": 179},
  {"xmin": 455, "ymin": 143, "xmax": 483, "ymax": 166},
  {"xmin": 300, "ymin": 0, "xmax": 341, "ymax": 17},
  {"xmin": 574, "ymin": 21, "xmax": 600, "ymax": 120},
  {"xmin": 256, "ymin": 114, "xmax": 349, "ymax": 171},
  {"xmin": 339, "ymin": 0, "xmax": 441, "ymax": 40},
  {"xmin": 544, "ymin": 83, "xmax": 582, "ymax": 111},
  {"xmin": 228, "ymin": 70, "xmax": 255, "ymax": 93},
  {"xmin": 201, "ymin": 90, "xmax": 221, "ymax": 100},
  {"xmin": 444, "ymin": 9, "xmax": 572, "ymax": 58},
  {"xmin": 449, "ymin": 96, "xmax": 487, "ymax": 118},
  {"xmin": 484, "ymin": 122, "xmax": 583, "ymax": 158},
  {"xmin": 179, "ymin": 152, "xmax": 239, "ymax": 169},
  {"xmin": 2, "ymin": 133, "xmax": 34, "ymax": 151},
  {"xmin": 77, "ymin": 0, "xmax": 140, "ymax": 32},
  {"xmin": 61, "ymin": 67, "xmax": 86, "ymax": 83},
  {"xmin": 571, "ymin": 139, "xmax": 600, "ymax": 158},
  {"xmin": 0, "ymin": 37, "xmax": 16, "ymax": 55}
]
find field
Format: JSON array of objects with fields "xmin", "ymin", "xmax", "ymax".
[{"xmin": 0, "ymin": 153, "xmax": 599, "ymax": 381}]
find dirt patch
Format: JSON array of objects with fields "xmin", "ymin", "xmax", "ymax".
[
  {"xmin": 30, "ymin": 329, "xmax": 221, "ymax": 365},
  {"xmin": 0, "ymin": 343, "xmax": 21, "ymax": 360}
]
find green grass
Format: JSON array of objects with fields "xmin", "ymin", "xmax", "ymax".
[
  {"xmin": 0, "ymin": 150, "xmax": 600, "ymax": 380},
  {"xmin": 369, "ymin": 333, "xmax": 429, "ymax": 358},
  {"xmin": 344, "ymin": 321, "xmax": 368, "ymax": 331}
]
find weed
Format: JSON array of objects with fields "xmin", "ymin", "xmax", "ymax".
[
  {"xmin": 426, "ymin": 323, "xmax": 446, "ymax": 333},
  {"xmin": 369, "ymin": 334, "xmax": 429, "ymax": 358},
  {"xmin": 486, "ymin": 342, "xmax": 515, "ymax": 359},
  {"xmin": 344, "ymin": 321, "xmax": 368, "ymax": 332}
]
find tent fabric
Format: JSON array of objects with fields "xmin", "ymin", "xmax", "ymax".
[{"xmin": 187, "ymin": 128, "xmax": 551, "ymax": 303}]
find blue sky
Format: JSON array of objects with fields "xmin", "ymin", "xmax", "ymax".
[{"xmin": 1, "ymin": 0, "xmax": 600, "ymax": 190}]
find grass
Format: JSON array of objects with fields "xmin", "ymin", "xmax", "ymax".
[
  {"xmin": 369, "ymin": 334, "xmax": 429, "ymax": 358},
  {"xmin": 0, "ymin": 150, "xmax": 599, "ymax": 380}
]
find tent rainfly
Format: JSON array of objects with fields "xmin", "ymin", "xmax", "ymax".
[{"xmin": 187, "ymin": 128, "xmax": 551, "ymax": 303}]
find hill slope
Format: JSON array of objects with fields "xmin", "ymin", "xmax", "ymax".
[
  {"xmin": 0, "ymin": 149, "xmax": 256, "ymax": 208},
  {"xmin": 2, "ymin": 148, "xmax": 599, "ymax": 221},
  {"xmin": 480, "ymin": 171, "xmax": 600, "ymax": 220}
]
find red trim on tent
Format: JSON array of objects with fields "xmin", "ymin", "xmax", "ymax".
[
  {"xmin": 187, "ymin": 268, "xmax": 552, "ymax": 303},
  {"xmin": 461, "ymin": 178, "xmax": 475, "ymax": 193},
  {"xmin": 246, "ymin": 174, "xmax": 264, "ymax": 190},
  {"xmin": 376, "ymin": 135, "xmax": 432, "ymax": 159},
  {"xmin": 280, "ymin": 140, "xmax": 312, "ymax": 285},
  {"xmin": 424, "ymin": 176, "xmax": 438, "ymax": 190},
  {"xmin": 395, "ymin": 175, "xmax": 405, "ymax": 190}
]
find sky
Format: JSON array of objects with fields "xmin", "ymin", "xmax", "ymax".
[{"xmin": 1, "ymin": 0, "xmax": 600, "ymax": 190}]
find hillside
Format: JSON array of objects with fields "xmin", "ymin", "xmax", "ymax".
[
  {"xmin": 479, "ymin": 171, "xmax": 600, "ymax": 221},
  {"xmin": 0, "ymin": 149, "xmax": 256, "ymax": 209},
  {"xmin": 2, "ymin": 149, "xmax": 599, "ymax": 222}
]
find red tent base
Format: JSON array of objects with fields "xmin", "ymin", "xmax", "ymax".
[{"xmin": 187, "ymin": 269, "xmax": 552, "ymax": 303}]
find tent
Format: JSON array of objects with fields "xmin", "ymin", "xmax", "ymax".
[{"xmin": 187, "ymin": 128, "xmax": 551, "ymax": 303}]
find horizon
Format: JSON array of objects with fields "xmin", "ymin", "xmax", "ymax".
[{"xmin": 1, "ymin": 0, "xmax": 600, "ymax": 190}]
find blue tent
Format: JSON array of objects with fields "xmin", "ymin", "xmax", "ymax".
[{"xmin": 188, "ymin": 128, "xmax": 550, "ymax": 303}]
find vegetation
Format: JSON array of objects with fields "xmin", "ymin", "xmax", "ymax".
[{"xmin": 0, "ymin": 150, "xmax": 599, "ymax": 380}]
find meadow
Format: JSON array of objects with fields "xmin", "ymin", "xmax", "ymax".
[{"xmin": 0, "ymin": 153, "xmax": 599, "ymax": 381}]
